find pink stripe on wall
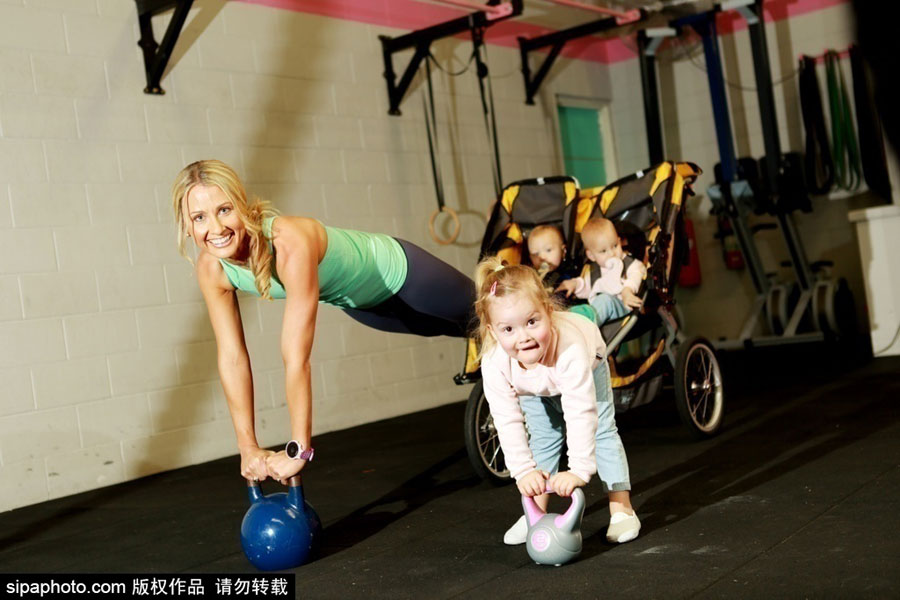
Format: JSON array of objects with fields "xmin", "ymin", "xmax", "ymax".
[
  {"xmin": 717, "ymin": 0, "xmax": 850, "ymax": 36},
  {"xmin": 236, "ymin": 0, "xmax": 472, "ymax": 32},
  {"xmin": 603, "ymin": 0, "xmax": 852, "ymax": 63},
  {"xmin": 234, "ymin": 0, "xmax": 850, "ymax": 64},
  {"xmin": 236, "ymin": 0, "xmax": 608, "ymax": 61}
]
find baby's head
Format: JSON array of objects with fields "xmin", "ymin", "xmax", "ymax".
[
  {"xmin": 474, "ymin": 256, "xmax": 563, "ymax": 365},
  {"xmin": 527, "ymin": 225, "xmax": 566, "ymax": 273},
  {"xmin": 581, "ymin": 217, "xmax": 623, "ymax": 266}
]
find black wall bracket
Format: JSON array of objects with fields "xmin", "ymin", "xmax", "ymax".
[
  {"xmin": 637, "ymin": 27, "xmax": 677, "ymax": 164},
  {"xmin": 135, "ymin": 0, "xmax": 195, "ymax": 95},
  {"xmin": 518, "ymin": 11, "xmax": 644, "ymax": 105},
  {"xmin": 378, "ymin": 0, "xmax": 522, "ymax": 115}
]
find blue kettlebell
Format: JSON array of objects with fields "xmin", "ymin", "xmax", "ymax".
[
  {"xmin": 522, "ymin": 487, "xmax": 585, "ymax": 566},
  {"xmin": 240, "ymin": 475, "xmax": 322, "ymax": 571}
]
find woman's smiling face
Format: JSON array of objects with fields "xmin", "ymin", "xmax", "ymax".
[{"xmin": 185, "ymin": 184, "xmax": 248, "ymax": 260}]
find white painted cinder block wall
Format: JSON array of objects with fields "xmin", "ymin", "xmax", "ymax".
[
  {"xmin": 0, "ymin": 0, "xmax": 612, "ymax": 511},
  {"xmin": 609, "ymin": 2, "xmax": 878, "ymax": 340}
]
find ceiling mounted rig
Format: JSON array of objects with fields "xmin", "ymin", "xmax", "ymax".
[{"xmin": 378, "ymin": 0, "xmax": 524, "ymax": 115}]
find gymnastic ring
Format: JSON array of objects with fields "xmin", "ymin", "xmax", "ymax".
[{"xmin": 429, "ymin": 205, "xmax": 461, "ymax": 246}]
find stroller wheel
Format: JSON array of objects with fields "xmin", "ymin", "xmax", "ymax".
[
  {"xmin": 464, "ymin": 381, "xmax": 512, "ymax": 485},
  {"xmin": 673, "ymin": 337, "xmax": 725, "ymax": 438}
]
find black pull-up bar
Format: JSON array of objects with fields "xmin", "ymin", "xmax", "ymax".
[{"xmin": 378, "ymin": 0, "xmax": 523, "ymax": 115}]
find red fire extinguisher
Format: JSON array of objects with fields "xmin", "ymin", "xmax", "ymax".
[{"xmin": 679, "ymin": 218, "xmax": 702, "ymax": 287}]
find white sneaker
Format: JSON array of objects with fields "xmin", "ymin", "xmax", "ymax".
[
  {"xmin": 503, "ymin": 515, "xmax": 528, "ymax": 545},
  {"xmin": 606, "ymin": 511, "xmax": 641, "ymax": 543}
]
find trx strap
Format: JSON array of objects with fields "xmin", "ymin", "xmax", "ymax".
[
  {"xmin": 825, "ymin": 51, "xmax": 862, "ymax": 191},
  {"xmin": 422, "ymin": 56, "xmax": 460, "ymax": 245},
  {"xmin": 798, "ymin": 55, "xmax": 834, "ymax": 195},
  {"xmin": 471, "ymin": 24, "xmax": 503, "ymax": 199},
  {"xmin": 850, "ymin": 44, "xmax": 891, "ymax": 200},
  {"xmin": 421, "ymin": 20, "xmax": 505, "ymax": 245}
]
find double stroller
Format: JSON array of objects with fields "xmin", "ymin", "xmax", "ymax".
[{"xmin": 455, "ymin": 162, "xmax": 725, "ymax": 483}]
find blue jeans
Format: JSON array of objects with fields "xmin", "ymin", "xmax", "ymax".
[
  {"xmin": 519, "ymin": 360, "xmax": 631, "ymax": 492},
  {"xmin": 590, "ymin": 293, "xmax": 630, "ymax": 325}
]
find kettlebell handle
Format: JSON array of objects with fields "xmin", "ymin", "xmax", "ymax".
[
  {"xmin": 522, "ymin": 487, "xmax": 585, "ymax": 533},
  {"xmin": 245, "ymin": 475, "xmax": 304, "ymax": 505},
  {"xmin": 520, "ymin": 482, "xmax": 572, "ymax": 499},
  {"xmin": 245, "ymin": 475, "xmax": 303, "ymax": 488}
]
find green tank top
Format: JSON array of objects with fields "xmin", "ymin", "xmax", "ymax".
[{"xmin": 218, "ymin": 217, "xmax": 408, "ymax": 309}]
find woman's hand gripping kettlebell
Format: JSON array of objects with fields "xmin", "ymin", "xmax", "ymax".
[
  {"xmin": 240, "ymin": 445, "xmax": 274, "ymax": 482},
  {"xmin": 266, "ymin": 452, "xmax": 307, "ymax": 485},
  {"xmin": 267, "ymin": 440, "xmax": 314, "ymax": 485}
]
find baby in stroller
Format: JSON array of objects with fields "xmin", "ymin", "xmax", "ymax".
[
  {"xmin": 557, "ymin": 217, "xmax": 646, "ymax": 325},
  {"xmin": 526, "ymin": 224, "xmax": 581, "ymax": 291}
]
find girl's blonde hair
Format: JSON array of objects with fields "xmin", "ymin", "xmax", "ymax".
[
  {"xmin": 473, "ymin": 256, "xmax": 563, "ymax": 356},
  {"xmin": 171, "ymin": 160, "xmax": 278, "ymax": 299}
]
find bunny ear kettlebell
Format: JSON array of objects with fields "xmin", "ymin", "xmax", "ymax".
[
  {"xmin": 240, "ymin": 475, "xmax": 322, "ymax": 571},
  {"xmin": 522, "ymin": 487, "xmax": 585, "ymax": 566}
]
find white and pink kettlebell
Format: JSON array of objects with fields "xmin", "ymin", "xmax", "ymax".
[{"xmin": 522, "ymin": 487, "xmax": 585, "ymax": 566}]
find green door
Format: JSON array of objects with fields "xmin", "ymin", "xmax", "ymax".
[{"xmin": 557, "ymin": 105, "xmax": 606, "ymax": 188}]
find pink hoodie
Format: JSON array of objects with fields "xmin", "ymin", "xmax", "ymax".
[{"xmin": 481, "ymin": 311, "xmax": 607, "ymax": 484}]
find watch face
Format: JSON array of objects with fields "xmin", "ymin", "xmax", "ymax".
[{"xmin": 286, "ymin": 440, "xmax": 300, "ymax": 458}]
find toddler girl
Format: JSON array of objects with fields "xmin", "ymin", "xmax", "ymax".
[{"xmin": 474, "ymin": 257, "xmax": 641, "ymax": 545}]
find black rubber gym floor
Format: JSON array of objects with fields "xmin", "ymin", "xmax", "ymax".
[{"xmin": 1, "ymin": 345, "xmax": 898, "ymax": 599}]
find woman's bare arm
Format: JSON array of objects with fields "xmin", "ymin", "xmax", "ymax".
[
  {"xmin": 196, "ymin": 252, "xmax": 271, "ymax": 480},
  {"xmin": 265, "ymin": 218, "xmax": 322, "ymax": 482}
]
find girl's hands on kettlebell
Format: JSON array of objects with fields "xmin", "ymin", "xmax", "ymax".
[
  {"xmin": 547, "ymin": 471, "xmax": 587, "ymax": 497},
  {"xmin": 240, "ymin": 445, "xmax": 274, "ymax": 482},
  {"xmin": 266, "ymin": 451, "xmax": 306, "ymax": 485},
  {"xmin": 517, "ymin": 470, "xmax": 549, "ymax": 497}
]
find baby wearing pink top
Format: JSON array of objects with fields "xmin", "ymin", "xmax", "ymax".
[
  {"xmin": 566, "ymin": 256, "xmax": 645, "ymax": 304},
  {"xmin": 558, "ymin": 217, "xmax": 646, "ymax": 325}
]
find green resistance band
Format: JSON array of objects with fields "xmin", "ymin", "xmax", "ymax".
[{"xmin": 825, "ymin": 51, "xmax": 862, "ymax": 192}]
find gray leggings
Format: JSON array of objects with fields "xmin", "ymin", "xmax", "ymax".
[{"xmin": 342, "ymin": 239, "xmax": 476, "ymax": 338}]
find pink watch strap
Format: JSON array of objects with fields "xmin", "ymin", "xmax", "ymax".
[{"xmin": 286, "ymin": 440, "xmax": 314, "ymax": 461}]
